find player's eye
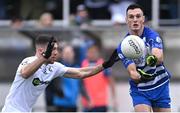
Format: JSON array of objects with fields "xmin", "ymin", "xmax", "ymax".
[
  {"xmin": 53, "ymin": 47, "xmax": 57, "ymax": 51},
  {"xmin": 136, "ymin": 14, "xmax": 141, "ymax": 18},
  {"xmin": 129, "ymin": 15, "xmax": 134, "ymax": 19}
]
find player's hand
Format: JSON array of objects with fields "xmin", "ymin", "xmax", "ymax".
[
  {"xmin": 137, "ymin": 68, "xmax": 155, "ymax": 81},
  {"xmin": 42, "ymin": 36, "xmax": 55, "ymax": 59},
  {"xmin": 146, "ymin": 55, "xmax": 158, "ymax": 67},
  {"xmin": 102, "ymin": 49, "xmax": 120, "ymax": 69}
]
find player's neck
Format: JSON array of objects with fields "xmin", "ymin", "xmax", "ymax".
[
  {"xmin": 35, "ymin": 52, "xmax": 41, "ymax": 58},
  {"xmin": 130, "ymin": 26, "xmax": 144, "ymax": 36}
]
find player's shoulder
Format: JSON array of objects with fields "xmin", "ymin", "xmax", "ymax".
[
  {"xmin": 23, "ymin": 56, "xmax": 37, "ymax": 61},
  {"xmin": 51, "ymin": 62, "xmax": 69, "ymax": 76},
  {"xmin": 144, "ymin": 26, "xmax": 159, "ymax": 37},
  {"xmin": 52, "ymin": 61, "xmax": 67, "ymax": 68},
  {"xmin": 20, "ymin": 56, "xmax": 37, "ymax": 64}
]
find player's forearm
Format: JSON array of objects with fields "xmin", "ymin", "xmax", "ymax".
[
  {"xmin": 152, "ymin": 48, "xmax": 163, "ymax": 64},
  {"xmin": 127, "ymin": 64, "xmax": 141, "ymax": 83},
  {"xmin": 64, "ymin": 65, "xmax": 104, "ymax": 79},
  {"xmin": 129, "ymin": 70, "xmax": 141, "ymax": 83},
  {"xmin": 80, "ymin": 64, "xmax": 104, "ymax": 79},
  {"xmin": 21, "ymin": 57, "xmax": 47, "ymax": 79}
]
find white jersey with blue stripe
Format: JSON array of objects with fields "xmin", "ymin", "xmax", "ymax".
[{"xmin": 117, "ymin": 26, "xmax": 171, "ymax": 91}]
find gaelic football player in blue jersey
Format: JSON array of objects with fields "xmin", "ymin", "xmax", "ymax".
[{"xmin": 116, "ymin": 4, "xmax": 171, "ymax": 112}]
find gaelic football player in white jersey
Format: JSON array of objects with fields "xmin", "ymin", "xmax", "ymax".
[{"xmin": 2, "ymin": 35, "xmax": 119, "ymax": 112}]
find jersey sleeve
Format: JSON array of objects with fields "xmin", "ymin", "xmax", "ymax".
[
  {"xmin": 54, "ymin": 62, "xmax": 68, "ymax": 78},
  {"xmin": 117, "ymin": 43, "xmax": 134, "ymax": 68},
  {"xmin": 149, "ymin": 33, "xmax": 163, "ymax": 49},
  {"xmin": 17, "ymin": 57, "xmax": 37, "ymax": 73}
]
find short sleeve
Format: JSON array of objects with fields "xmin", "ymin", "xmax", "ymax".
[
  {"xmin": 17, "ymin": 56, "xmax": 37, "ymax": 73},
  {"xmin": 54, "ymin": 62, "xmax": 68, "ymax": 78},
  {"xmin": 148, "ymin": 33, "xmax": 163, "ymax": 49},
  {"xmin": 117, "ymin": 43, "xmax": 134, "ymax": 68}
]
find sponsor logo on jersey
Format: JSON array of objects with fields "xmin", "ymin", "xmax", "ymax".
[
  {"xmin": 32, "ymin": 78, "xmax": 50, "ymax": 86},
  {"xmin": 156, "ymin": 36, "xmax": 162, "ymax": 43}
]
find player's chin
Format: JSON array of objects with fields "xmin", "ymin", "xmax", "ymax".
[
  {"xmin": 48, "ymin": 59, "xmax": 56, "ymax": 64},
  {"xmin": 49, "ymin": 60, "xmax": 55, "ymax": 64},
  {"xmin": 132, "ymin": 27, "xmax": 140, "ymax": 32}
]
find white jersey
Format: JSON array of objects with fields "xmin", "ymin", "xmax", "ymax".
[{"xmin": 2, "ymin": 56, "xmax": 68, "ymax": 112}]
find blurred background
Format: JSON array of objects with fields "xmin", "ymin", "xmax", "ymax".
[{"xmin": 0, "ymin": 0, "xmax": 180, "ymax": 112}]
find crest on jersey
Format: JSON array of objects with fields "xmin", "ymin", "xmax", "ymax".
[
  {"xmin": 21, "ymin": 61, "xmax": 28, "ymax": 65},
  {"xmin": 40, "ymin": 65, "xmax": 53, "ymax": 75},
  {"xmin": 156, "ymin": 36, "xmax": 162, "ymax": 43}
]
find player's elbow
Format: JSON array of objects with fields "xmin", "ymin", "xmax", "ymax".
[
  {"xmin": 77, "ymin": 73, "xmax": 86, "ymax": 79},
  {"xmin": 75, "ymin": 69, "xmax": 89, "ymax": 79},
  {"xmin": 20, "ymin": 70, "xmax": 31, "ymax": 79},
  {"xmin": 76, "ymin": 72, "xmax": 88, "ymax": 79}
]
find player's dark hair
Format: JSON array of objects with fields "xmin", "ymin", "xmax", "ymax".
[
  {"xmin": 35, "ymin": 35, "xmax": 57, "ymax": 45},
  {"xmin": 126, "ymin": 4, "xmax": 144, "ymax": 15}
]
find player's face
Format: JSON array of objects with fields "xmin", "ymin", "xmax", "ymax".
[
  {"xmin": 47, "ymin": 43, "xmax": 58, "ymax": 64},
  {"xmin": 126, "ymin": 8, "xmax": 145, "ymax": 32}
]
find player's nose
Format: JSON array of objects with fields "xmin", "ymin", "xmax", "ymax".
[
  {"xmin": 133, "ymin": 17, "xmax": 138, "ymax": 22},
  {"xmin": 53, "ymin": 49, "xmax": 58, "ymax": 56}
]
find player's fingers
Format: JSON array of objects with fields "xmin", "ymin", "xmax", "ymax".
[
  {"xmin": 51, "ymin": 41, "xmax": 55, "ymax": 48},
  {"xmin": 49, "ymin": 36, "xmax": 54, "ymax": 43}
]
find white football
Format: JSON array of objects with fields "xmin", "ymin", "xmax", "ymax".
[{"xmin": 121, "ymin": 35, "xmax": 145, "ymax": 59}]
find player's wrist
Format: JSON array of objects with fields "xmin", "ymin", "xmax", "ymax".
[
  {"xmin": 137, "ymin": 68, "xmax": 155, "ymax": 82},
  {"xmin": 103, "ymin": 49, "xmax": 120, "ymax": 69},
  {"xmin": 39, "ymin": 54, "xmax": 48, "ymax": 62},
  {"xmin": 42, "ymin": 52, "xmax": 49, "ymax": 59},
  {"xmin": 146, "ymin": 55, "xmax": 158, "ymax": 67},
  {"xmin": 102, "ymin": 60, "xmax": 114, "ymax": 69}
]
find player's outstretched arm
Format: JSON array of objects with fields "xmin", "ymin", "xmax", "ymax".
[
  {"xmin": 63, "ymin": 49, "xmax": 120, "ymax": 79},
  {"xmin": 63, "ymin": 64, "xmax": 104, "ymax": 79},
  {"xmin": 21, "ymin": 37, "xmax": 55, "ymax": 79}
]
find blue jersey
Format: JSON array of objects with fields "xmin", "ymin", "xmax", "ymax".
[{"xmin": 117, "ymin": 26, "xmax": 171, "ymax": 91}]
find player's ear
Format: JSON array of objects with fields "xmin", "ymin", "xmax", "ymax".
[
  {"xmin": 125, "ymin": 16, "xmax": 128, "ymax": 24},
  {"xmin": 37, "ymin": 48, "xmax": 44, "ymax": 55},
  {"xmin": 143, "ymin": 15, "xmax": 145, "ymax": 23}
]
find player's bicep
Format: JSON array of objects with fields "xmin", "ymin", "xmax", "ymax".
[
  {"xmin": 150, "ymin": 36, "xmax": 163, "ymax": 49},
  {"xmin": 149, "ymin": 36, "xmax": 164, "ymax": 63},
  {"xmin": 17, "ymin": 59, "xmax": 33, "ymax": 73}
]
